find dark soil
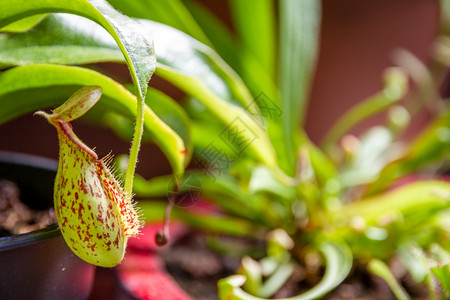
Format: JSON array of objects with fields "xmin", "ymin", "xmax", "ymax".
[
  {"xmin": 0, "ymin": 180, "xmax": 56, "ymax": 237},
  {"xmin": 161, "ymin": 231, "xmax": 430, "ymax": 300},
  {"xmin": 160, "ymin": 232, "xmax": 244, "ymax": 300}
]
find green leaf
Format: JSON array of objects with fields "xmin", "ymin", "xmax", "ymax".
[
  {"xmin": 138, "ymin": 200, "xmax": 262, "ymax": 237},
  {"xmin": 218, "ymin": 241, "xmax": 352, "ymax": 300},
  {"xmin": 106, "ymin": 0, "xmax": 210, "ymax": 45},
  {"xmin": 258, "ymin": 262, "xmax": 294, "ymax": 298},
  {"xmin": 0, "ymin": 13, "xmax": 280, "ymax": 174},
  {"xmin": 156, "ymin": 65, "xmax": 278, "ymax": 170},
  {"xmin": 0, "ymin": 0, "xmax": 155, "ymax": 102},
  {"xmin": 230, "ymin": 0, "xmax": 275, "ymax": 79},
  {"xmin": 146, "ymin": 88, "xmax": 192, "ymax": 162},
  {"xmin": 0, "ymin": 14, "xmax": 124, "ymax": 67},
  {"xmin": 321, "ymin": 68, "xmax": 408, "ymax": 150},
  {"xmin": 339, "ymin": 181, "xmax": 450, "ymax": 226},
  {"xmin": 186, "ymin": 1, "xmax": 279, "ymax": 104},
  {"xmin": 0, "ymin": 14, "xmax": 47, "ymax": 32},
  {"xmin": 248, "ymin": 166, "xmax": 296, "ymax": 200},
  {"xmin": 279, "ymin": 0, "xmax": 321, "ymax": 175},
  {"xmin": 184, "ymin": 1, "xmax": 241, "ymax": 75},
  {"xmin": 368, "ymin": 110, "xmax": 450, "ymax": 194},
  {"xmin": 429, "ymin": 244, "xmax": 450, "ymax": 294},
  {"xmin": 0, "ymin": 64, "xmax": 185, "ymax": 175},
  {"xmin": 340, "ymin": 127, "xmax": 396, "ymax": 187},
  {"xmin": 368, "ymin": 259, "xmax": 410, "ymax": 300}
]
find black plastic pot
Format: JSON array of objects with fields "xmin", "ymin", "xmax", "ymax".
[{"xmin": 0, "ymin": 151, "xmax": 95, "ymax": 300}]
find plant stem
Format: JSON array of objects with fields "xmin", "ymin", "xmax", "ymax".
[
  {"xmin": 368, "ymin": 259, "xmax": 411, "ymax": 300},
  {"xmin": 124, "ymin": 95, "xmax": 145, "ymax": 198}
]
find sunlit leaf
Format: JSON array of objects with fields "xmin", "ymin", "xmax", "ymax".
[
  {"xmin": 106, "ymin": 0, "xmax": 210, "ymax": 45},
  {"xmin": 279, "ymin": 0, "xmax": 321, "ymax": 175},
  {"xmin": 0, "ymin": 64, "xmax": 186, "ymax": 174},
  {"xmin": 0, "ymin": 14, "xmax": 47, "ymax": 32}
]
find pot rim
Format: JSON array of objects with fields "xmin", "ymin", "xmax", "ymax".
[
  {"xmin": 0, "ymin": 150, "xmax": 58, "ymax": 171},
  {"xmin": 0, "ymin": 224, "xmax": 60, "ymax": 251},
  {"xmin": 0, "ymin": 151, "xmax": 60, "ymax": 252}
]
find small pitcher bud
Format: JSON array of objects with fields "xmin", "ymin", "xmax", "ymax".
[{"xmin": 36, "ymin": 86, "xmax": 141, "ymax": 267}]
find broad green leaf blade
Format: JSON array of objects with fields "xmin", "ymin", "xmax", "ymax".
[
  {"xmin": 218, "ymin": 241, "xmax": 352, "ymax": 300},
  {"xmin": 184, "ymin": 1, "xmax": 240, "ymax": 75},
  {"xmin": 279, "ymin": 0, "xmax": 321, "ymax": 175},
  {"xmin": 106, "ymin": 0, "xmax": 210, "ymax": 46},
  {"xmin": 0, "ymin": 13, "xmax": 255, "ymax": 116},
  {"xmin": 147, "ymin": 20, "xmax": 254, "ymax": 108},
  {"xmin": 146, "ymin": 89, "xmax": 192, "ymax": 162},
  {"xmin": 186, "ymin": 1, "xmax": 279, "ymax": 103},
  {"xmin": 92, "ymin": 87, "xmax": 193, "ymax": 161},
  {"xmin": 0, "ymin": 0, "xmax": 155, "ymax": 102},
  {"xmin": 230, "ymin": 0, "xmax": 275, "ymax": 80},
  {"xmin": 0, "ymin": 64, "xmax": 185, "ymax": 175},
  {"xmin": 0, "ymin": 14, "xmax": 47, "ymax": 32},
  {"xmin": 338, "ymin": 181, "xmax": 450, "ymax": 227},
  {"xmin": 0, "ymin": 14, "xmax": 124, "ymax": 67},
  {"xmin": 156, "ymin": 65, "xmax": 277, "ymax": 170}
]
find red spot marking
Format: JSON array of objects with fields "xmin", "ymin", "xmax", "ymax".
[
  {"xmin": 80, "ymin": 183, "xmax": 89, "ymax": 194},
  {"xmin": 180, "ymin": 149, "xmax": 186, "ymax": 155},
  {"xmin": 96, "ymin": 214, "xmax": 103, "ymax": 224},
  {"xmin": 75, "ymin": 192, "xmax": 79, "ymax": 200},
  {"xmin": 61, "ymin": 217, "xmax": 68, "ymax": 227},
  {"xmin": 89, "ymin": 185, "xmax": 95, "ymax": 196},
  {"xmin": 71, "ymin": 201, "xmax": 76, "ymax": 214},
  {"xmin": 78, "ymin": 203, "xmax": 85, "ymax": 224},
  {"xmin": 113, "ymin": 235, "xmax": 120, "ymax": 247},
  {"xmin": 105, "ymin": 240, "xmax": 112, "ymax": 251},
  {"xmin": 97, "ymin": 233, "xmax": 103, "ymax": 239}
]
